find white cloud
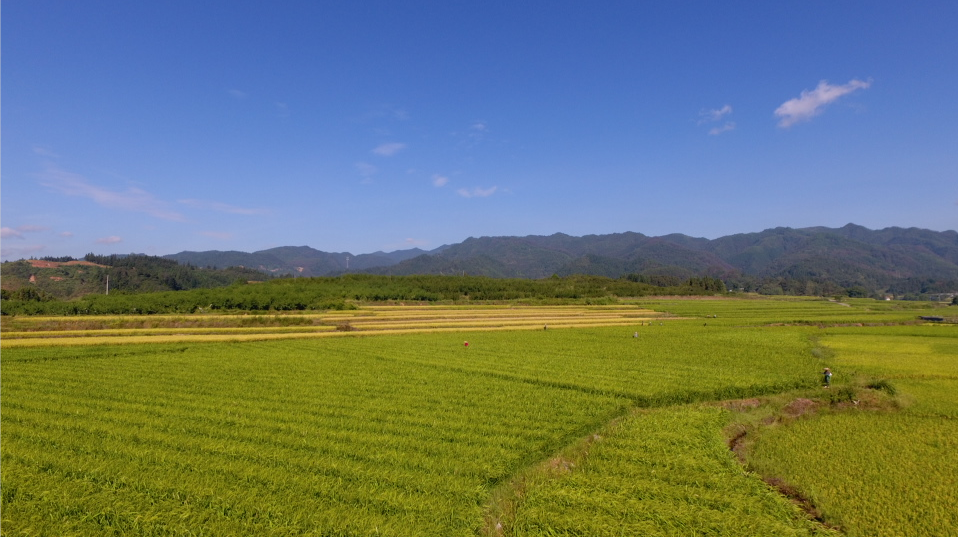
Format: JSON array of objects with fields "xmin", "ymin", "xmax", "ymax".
[
  {"xmin": 178, "ymin": 198, "xmax": 268, "ymax": 215},
  {"xmin": 275, "ymin": 102, "xmax": 289, "ymax": 118},
  {"xmin": 709, "ymin": 122, "xmax": 736, "ymax": 136},
  {"xmin": 372, "ymin": 142, "xmax": 406, "ymax": 156},
  {"xmin": 470, "ymin": 121, "xmax": 488, "ymax": 132},
  {"xmin": 698, "ymin": 106, "xmax": 735, "ymax": 135},
  {"xmin": 775, "ymin": 79, "xmax": 872, "ymax": 128},
  {"xmin": 228, "ymin": 89, "xmax": 248, "ymax": 100},
  {"xmin": 96, "ymin": 236, "xmax": 123, "ymax": 244},
  {"xmin": 432, "ymin": 174, "xmax": 449, "ymax": 187},
  {"xmin": 457, "ymin": 186, "xmax": 498, "ymax": 198},
  {"xmin": 1, "ymin": 225, "xmax": 50, "ymax": 239},
  {"xmin": 699, "ymin": 105, "xmax": 732, "ymax": 124},
  {"xmin": 39, "ymin": 164, "xmax": 186, "ymax": 221},
  {"xmin": 1, "ymin": 227, "xmax": 24, "ymax": 239}
]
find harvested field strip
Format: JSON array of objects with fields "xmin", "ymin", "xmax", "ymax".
[
  {"xmin": 2, "ymin": 305, "xmax": 657, "ymax": 326},
  {"xmin": 1, "ymin": 305, "xmax": 664, "ymax": 346},
  {"xmin": 1, "ymin": 322, "xmax": 648, "ymax": 347},
  {"xmin": 351, "ymin": 318, "xmax": 652, "ymax": 329},
  {"xmin": 3, "ymin": 326, "xmax": 340, "ymax": 338}
]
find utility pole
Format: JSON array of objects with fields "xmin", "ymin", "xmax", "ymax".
[{"xmin": 106, "ymin": 275, "xmax": 110, "ymax": 295}]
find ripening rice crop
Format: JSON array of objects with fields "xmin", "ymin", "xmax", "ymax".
[
  {"xmin": 3, "ymin": 300, "xmax": 950, "ymax": 536},
  {"xmin": 0, "ymin": 321, "xmax": 824, "ymax": 536},
  {"xmin": 371, "ymin": 325, "xmax": 823, "ymax": 403},
  {"xmin": 1, "ymin": 339, "xmax": 630, "ymax": 536},
  {"xmin": 747, "ymin": 413, "xmax": 958, "ymax": 537},
  {"xmin": 745, "ymin": 325, "xmax": 958, "ymax": 537},
  {"xmin": 508, "ymin": 406, "xmax": 838, "ymax": 536}
]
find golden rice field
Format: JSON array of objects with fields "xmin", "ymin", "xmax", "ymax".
[
  {"xmin": 2, "ymin": 297, "xmax": 956, "ymax": 536},
  {"xmin": 0, "ymin": 305, "xmax": 666, "ymax": 347}
]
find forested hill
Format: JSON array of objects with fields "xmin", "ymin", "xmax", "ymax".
[
  {"xmin": 374, "ymin": 224, "xmax": 958, "ymax": 291},
  {"xmin": 163, "ymin": 224, "xmax": 958, "ymax": 294},
  {"xmin": 165, "ymin": 246, "xmax": 428, "ymax": 277},
  {"xmin": 1, "ymin": 254, "xmax": 271, "ymax": 301},
  {"xmin": 5, "ymin": 225, "xmax": 958, "ymax": 300}
]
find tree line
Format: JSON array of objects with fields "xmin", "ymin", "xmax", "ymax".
[{"xmin": 0, "ymin": 274, "xmax": 727, "ymax": 315}]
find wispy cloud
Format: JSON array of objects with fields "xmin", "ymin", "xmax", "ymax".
[
  {"xmin": 1, "ymin": 225, "xmax": 50, "ymax": 239},
  {"xmin": 228, "ymin": 89, "xmax": 248, "ymax": 100},
  {"xmin": 775, "ymin": 79, "xmax": 872, "ymax": 128},
  {"xmin": 372, "ymin": 142, "xmax": 406, "ymax": 156},
  {"xmin": 356, "ymin": 162, "xmax": 378, "ymax": 178},
  {"xmin": 457, "ymin": 186, "xmax": 498, "ymax": 198},
  {"xmin": 178, "ymin": 198, "xmax": 268, "ymax": 215},
  {"xmin": 1, "ymin": 227, "xmax": 25, "ymax": 239},
  {"xmin": 453, "ymin": 120, "xmax": 491, "ymax": 149},
  {"xmin": 469, "ymin": 121, "xmax": 488, "ymax": 143},
  {"xmin": 32, "ymin": 146, "xmax": 61, "ymax": 158},
  {"xmin": 432, "ymin": 174, "xmax": 449, "ymax": 187},
  {"xmin": 96, "ymin": 236, "xmax": 123, "ymax": 244},
  {"xmin": 39, "ymin": 165, "xmax": 186, "ymax": 221},
  {"xmin": 699, "ymin": 105, "xmax": 735, "ymax": 135},
  {"xmin": 709, "ymin": 122, "xmax": 736, "ymax": 136},
  {"xmin": 275, "ymin": 102, "xmax": 289, "ymax": 118},
  {"xmin": 699, "ymin": 105, "xmax": 732, "ymax": 124}
]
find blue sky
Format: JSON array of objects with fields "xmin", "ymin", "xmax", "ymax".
[{"xmin": 3, "ymin": 1, "xmax": 956, "ymax": 261}]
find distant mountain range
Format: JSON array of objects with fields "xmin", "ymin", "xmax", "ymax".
[{"xmin": 165, "ymin": 224, "xmax": 958, "ymax": 289}]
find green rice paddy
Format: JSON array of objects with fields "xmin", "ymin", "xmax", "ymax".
[{"xmin": 2, "ymin": 297, "xmax": 955, "ymax": 536}]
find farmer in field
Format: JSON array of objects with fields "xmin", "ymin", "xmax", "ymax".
[{"xmin": 822, "ymin": 367, "xmax": 832, "ymax": 388}]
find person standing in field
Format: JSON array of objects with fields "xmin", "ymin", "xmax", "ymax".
[{"xmin": 823, "ymin": 367, "xmax": 832, "ymax": 388}]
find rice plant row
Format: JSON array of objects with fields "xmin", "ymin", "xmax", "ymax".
[
  {"xmin": 1, "ymin": 339, "xmax": 631, "ymax": 536},
  {"xmin": 3, "ymin": 298, "xmax": 954, "ymax": 536},
  {"xmin": 507, "ymin": 406, "xmax": 839, "ymax": 536}
]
